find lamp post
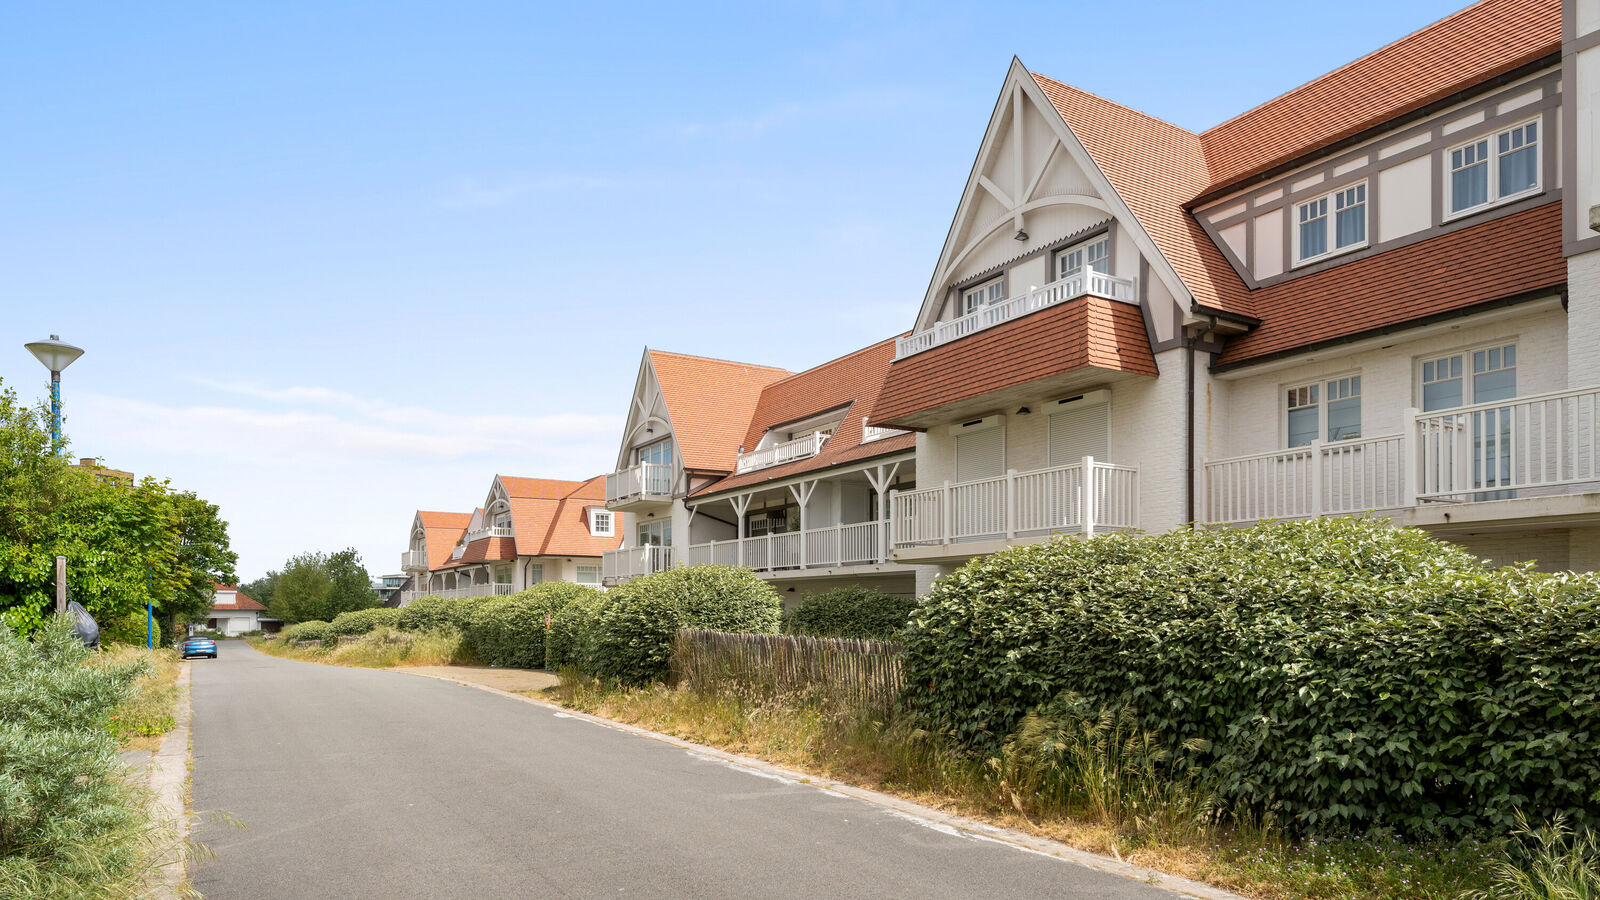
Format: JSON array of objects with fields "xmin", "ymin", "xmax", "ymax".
[{"xmin": 24, "ymin": 334, "xmax": 85, "ymax": 456}]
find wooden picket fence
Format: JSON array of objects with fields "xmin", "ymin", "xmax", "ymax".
[{"xmin": 672, "ymin": 629, "xmax": 905, "ymax": 713}]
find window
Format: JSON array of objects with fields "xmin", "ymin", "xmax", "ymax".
[
  {"xmin": 1327, "ymin": 376, "xmax": 1361, "ymax": 441},
  {"xmin": 1285, "ymin": 376, "xmax": 1362, "ymax": 446},
  {"xmin": 576, "ymin": 565, "xmax": 601, "ymax": 585},
  {"xmin": 1295, "ymin": 183, "xmax": 1366, "ymax": 263},
  {"xmin": 589, "ymin": 509, "xmax": 613, "ymax": 536},
  {"xmin": 1286, "ymin": 384, "xmax": 1320, "ymax": 447},
  {"xmin": 635, "ymin": 438, "xmax": 674, "ymax": 467},
  {"xmin": 1056, "ymin": 235, "xmax": 1110, "ymax": 280},
  {"xmin": 637, "ymin": 519, "xmax": 670, "ymax": 546},
  {"xmin": 1420, "ymin": 344, "xmax": 1516, "ymax": 410},
  {"xmin": 962, "ymin": 278, "xmax": 1003, "ymax": 314},
  {"xmin": 1449, "ymin": 120, "xmax": 1539, "ymax": 216},
  {"xmin": 526, "ymin": 562, "xmax": 544, "ymax": 584}
]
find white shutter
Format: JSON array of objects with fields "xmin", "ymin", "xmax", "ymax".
[
  {"xmin": 955, "ymin": 427, "xmax": 1005, "ymax": 482},
  {"xmin": 1048, "ymin": 402, "xmax": 1109, "ymax": 468}
]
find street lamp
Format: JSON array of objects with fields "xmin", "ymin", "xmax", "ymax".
[{"xmin": 24, "ymin": 334, "xmax": 84, "ymax": 455}]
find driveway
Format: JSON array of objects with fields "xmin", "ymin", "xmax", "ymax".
[{"xmin": 190, "ymin": 642, "xmax": 1193, "ymax": 899}]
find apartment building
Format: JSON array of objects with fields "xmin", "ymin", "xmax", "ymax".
[
  {"xmin": 866, "ymin": 0, "xmax": 1599, "ymax": 584},
  {"xmin": 399, "ymin": 476, "xmax": 623, "ymax": 604}
]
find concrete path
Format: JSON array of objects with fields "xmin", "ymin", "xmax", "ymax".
[
  {"xmin": 395, "ymin": 664, "xmax": 559, "ymax": 692},
  {"xmin": 190, "ymin": 642, "xmax": 1206, "ymax": 899}
]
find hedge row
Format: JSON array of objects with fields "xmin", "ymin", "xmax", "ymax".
[
  {"xmin": 782, "ymin": 586, "xmax": 915, "ymax": 641},
  {"xmin": 328, "ymin": 607, "xmax": 403, "ymax": 637},
  {"xmin": 899, "ymin": 517, "xmax": 1600, "ymax": 838},
  {"xmin": 280, "ymin": 620, "xmax": 332, "ymax": 644}
]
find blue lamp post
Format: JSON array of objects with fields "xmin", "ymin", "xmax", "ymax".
[{"xmin": 24, "ymin": 334, "xmax": 84, "ymax": 456}]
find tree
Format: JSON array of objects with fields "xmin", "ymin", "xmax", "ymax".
[
  {"xmin": 241, "ymin": 570, "xmax": 280, "ymax": 611},
  {"xmin": 160, "ymin": 491, "xmax": 238, "ymax": 635},
  {"xmin": 268, "ymin": 549, "xmax": 376, "ymax": 624},
  {"xmin": 325, "ymin": 548, "xmax": 377, "ymax": 619}
]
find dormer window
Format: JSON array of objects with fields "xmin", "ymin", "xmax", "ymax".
[
  {"xmin": 589, "ymin": 509, "xmax": 614, "ymax": 537},
  {"xmin": 1448, "ymin": 120, "xmax": 1539, "ymax": 218},
  {"xmin": 962, "ymin": 277, "xmax": 1003, "ymax": 314},
  {"xmin": 1295, "ymin": 183, "xmax": 1365, "ymax": 264},
  {"xmin": 1056, "ymin": 235, "xmax": 1110, "ymax": 280},
  {"xmin": 635, "ymin": 437, "xmax": 674, "ymax": 468}
]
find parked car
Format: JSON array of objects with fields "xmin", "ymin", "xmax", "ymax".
[{"xmin": 180, "ymin": 637, "xmax": 218, "ymax": 659}]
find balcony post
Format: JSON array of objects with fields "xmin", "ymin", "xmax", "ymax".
[
  {"xmin": 1004, "ymin": 469, "xmax": 1018, "ymax": 539},
  {"xmin": 884, "ymin": 488, "xmax": 896, "ymax": 561},
  {"xmin": 942, "ymin": 481, "xmax": 953, "ymax": 544},
  {"xmin": 1081, "ymin": 456, "xmax": 1097, "ymax": 536},
  {"xmin": 1310, "ymin": 439, "xmax": 1325, "ymax": 517},
  {"xmin": 1401, "ymin": 407, "xmax": 1419, "ymax": 507}
]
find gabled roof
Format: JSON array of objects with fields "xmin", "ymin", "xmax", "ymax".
[
  {"xmin": 649, "ymin": 350, "xmax": 791, "ymax": 472},
  {"xmin": 210, "ymin": 582, "xmax": 266, "ymax": 612},
  {"xmin": 694, "ymin": 337, "xmax": 917, "ymax": 498},
  {"xmin": 1031, "ymin": 73, "xmax": 1253, "ymax": 318},
  {"xmin": 498, "ymin": 474, "xmax": 621, "ymax": 558},
  {"xmin": 417, "ymin": 510, "xmax": 472, "ymax": 571},
  {"xmin": 1197, "ymin": 0, "xmax": 1559, "ymax": 196}
]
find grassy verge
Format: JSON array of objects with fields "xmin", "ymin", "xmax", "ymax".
[
  {"xmin": 249, "ymin": 627, "xmax": 472, "ymax": 668},
  {"xmin": 99, "ymin": 644, "xmax": 181, "ymax": 752},
  {"xmin": 544, "ymin": 676, "xmax": 1508, "ymax": 900}
]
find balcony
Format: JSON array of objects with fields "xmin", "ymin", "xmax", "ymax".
[
  {"xmin": 735, "ymin": 432, "xmax": 829, "ymax": 474},
  {"xmin": 602, "ymin": 545, "xmax": 673, "ymax": 585},
  {"xmin": 397, "ymin": 583, "xmax": 513, "ymax": 605},
  {"xmin": 1203, "ymin": 386, "xmax": 1600, "ymax": 524},
  {"xmin": 606, "ymin": 462, "xmax": 674, "ymax": 510},
  {"xmin": 890, "ymin": 458, "xmax": 1139, "ymax": 557},
  {"xmin": 463, "ymin": 525, "xmax": 515, "ymax": 543},
  {"xmin": 684, "ymin": 521, "xmax": 887, "ymax": 573},
  {"xmin": 895, "ymin": 269, "xmax": 1136, "ymax": 360},
  {"xmin": 400, "ymin": 550, "xmax": 428, "ymax": 571},
  {"xmin": 861, "ymin": 422, "xmax": 911, "ymax": 443}
]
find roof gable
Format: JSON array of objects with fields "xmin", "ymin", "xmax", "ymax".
[
  {"xmin": 646, "ymin": 350, "xmax": 791, "ymax": 472},
  {"xmin": 414, "ymin": 510, "xmax": 472, "ymax": 571}
]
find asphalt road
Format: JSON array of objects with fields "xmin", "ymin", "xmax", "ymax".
[{"xmin": 191, "ymin": 642, "xmax": 1186, "ymax": 899}]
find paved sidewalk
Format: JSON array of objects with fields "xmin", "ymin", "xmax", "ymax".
[{"xmin": 394, "ymin": 664, "xmax": 559, "ymax": 692}]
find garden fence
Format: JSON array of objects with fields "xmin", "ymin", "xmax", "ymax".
[{"xmin": 672, "ymin": 628, "xmax": 905, "ymax": 713}]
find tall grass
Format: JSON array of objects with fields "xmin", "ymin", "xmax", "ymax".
[
  {"xmin": 250, "ymin": 626, "xmax": 471, "ymax": 667},
  {"xmin": 99, "ymin": 645, "xmax": 180, "ymax": 751},
  {"xmin": 1465, "ymin": 813, "xmax": 1600, "ymax": 899}
]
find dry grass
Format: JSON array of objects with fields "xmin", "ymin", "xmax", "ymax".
[
  {"xmin": 249, "ymin": 627, "xmax": 472, "ymax": 668},
  {"xmin": 98, "ymin": 645, "xmax": 181, "ymax": 752},
  {"xmin": 544, "ymin": 675, "xmax": 1501, "ymax": 900}
]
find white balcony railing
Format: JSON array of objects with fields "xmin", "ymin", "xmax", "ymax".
[
  {"xmin": 890, "ymin": 458, "xmax": 1139, "ymax": 548},
  {"xmin": 895, "ymin": 269, "xmax": 1137, "ymax": 360},
  {"xmin": 606, "ymin": 462, "xmax": 674, "ymax": 505},
  {"xmin": 397, "ymin": 583, "xmax": 513, "ymax": 605},
  {"xmin": 1203, "ymin": 386, "xmax": 1600, "ymax": 522},
  {"xmin": 861, "ymin": 422, "xmax": 911, "ymax": 443},
  {"xmin": 735, "ymin": 432, "xmax": 829, "ymax": 474},
  {"xmin": 463, "ymin": 525, "xmax": 515, "ymax": 543},
  {"xmin": 684, "ymin": 521, "xmax": 886, "ymax": 573},
  {"xmin": 601, "ymin": 545, "xmax": 673, "ymax": 584},
  {"xmin": 400, "ymin": 549, "xmax": 428, "ymax": 570}
]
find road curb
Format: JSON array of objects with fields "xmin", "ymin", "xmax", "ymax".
[
  {"xmin": 394, "ymin": 667, "xmax": 1247, "ymax": 900},
  {"xmin": 150, "ymin": 661, "xmax": 193, "ymax": 898}
]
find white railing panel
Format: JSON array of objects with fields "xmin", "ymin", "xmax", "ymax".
[
  {"xmin": 686, "ymin": 543, "xmax": 712, "ymax": 566},
  {"xmin": 1320, "ymin": 435, "xmax": 1405, "ymax": 514},
  {"xmin": 1415, "ymin": 388, "xmax": 1600, "ymax": 500},
  {"xmin": 804, "ymin": 527, "xmax": 840, "ymax": 567},
  {"xmin": 736, "ymin": 432, "xmax": 829, "ymax": 474},
  {"xmin": 606, "ymin": 462, "xmax": 674, "ymax": 503},
  {"xmin": 400, "ymin": 550, "xmax": 428, "ymax": 570},
  {"xmin": 602, "ymin": 545, "xmax": 673, "ymax": 582},
  {"xmin": 892, "ymin": 461, "xmax": 1138, "ymax": 548},
  {"xmin": 894, "ymin": 270, "xmax": 1137, "ymax": 359},
  {"xmin": 745, "ymin": 535, "xmax": 771, "ymax": 570},
  {"xmin": 949, "ymin": 477, "xmax": 1006, "ymax": 540},
  {"xmin": 1092, "ymin": 463, "xmax": 1140, "ymax": 529},
  {"xmin": 1204, "ymin": 447, "xmax": 1315, "ymax": 524},
  {"xmin": 892, "ymin": 489, "xmax": 945, "ymax": 547},
  {"xmin": 1011, "ymin": 465, "xmax": 1083, "ymax": 534},
  {"xmin": 771, "ymin": 533, "xmax": 801, "ymax": 569},
  {"xmin": 839, "ymin": 522, "xmax": 879, "ymax": 564},
  {"xmin": 712, "ymin": 539, "xmax": 740, "ymax": 567}
]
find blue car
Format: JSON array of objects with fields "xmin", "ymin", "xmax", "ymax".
[{"xmin": 180, "ymin": 637, "xmax": 218, "ymax": 659}]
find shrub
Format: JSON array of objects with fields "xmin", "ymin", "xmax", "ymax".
[
  {"xmin": 328, "ymin": 607, "xmax": 403, "ymax": 638},
  {"xmin": 592, "ymin": 566, "xmax": 781, "ymax": 684},
  {"xmin": 447, "ymin": 596, "xmax": 494, "ymax": 632},
  {"xmin": 0, "ymin": 621, "xmax": 162, "ymax": 897},
  {"xmin": 281, "ymin": 620, "xmax": 332, "ymax": 644},
  {"xmin": 900, "ymin": 517, "xmax": 1600, "ymax": 838},
  {"xmin": 783, "ymin": 587, "xmax": 915, "ymax": 640},
  {"xmin": 396, "ymin": 596, "xmax": 459, "ymax": 632},
  {"xmin": 99, "ymin": 610, "xmax": 160, "ymax": 648},
  {"xmin": 545, "ymin": 590, "xmax": 612, "ymax": 672},
  {"xmin": 460, "ymin": 583, "xmax": 602, "ymax": 669}
]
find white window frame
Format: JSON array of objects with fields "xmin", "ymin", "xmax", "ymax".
[
  {"xmin": 588, "ymin": 508, "xmax": 614, "ymax": 537},
  {"xmin": 1056, "ymin": 234, "xmax": 1111, "ymax": 281},
  {"xmin": 1415, "ymin": 340, "xmax": 1518, "ymax": 409},
  {"xmin": 1444, "ymin": 118, "xmax": 1541, "ymax": 222},
  {"xmin": 962, "ymin": 277, "xmax": 1004, "ymax": 314},
  {"xmin": 1293, "ymin": 182, "xmax": 1367, "ymax": 266},
  {"xmin": 1282, "ymin": 373, "xmax": 1362, "ymax": 447},
  {"xmin": 575, "ymin": 565, "xmax": 601, "ymax": 585}
]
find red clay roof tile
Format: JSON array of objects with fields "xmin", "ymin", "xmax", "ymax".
[{"xmin": 649, "ymin": 351, "xmax": 792, "ymax": 472}]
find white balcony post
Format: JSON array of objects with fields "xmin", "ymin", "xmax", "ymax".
[
  {"xmin": 1081, "ymin": 456, "xmax": 1097, "ymax": 536},
  {"xmin": 1401, "ymin": 408, "xmax": 1419, "ymax": 507},
  {"xmin": 884, "ymin": 488, "xmax": 896, "ymax": 561},
  {"xmin": 1310, "ymin": 439, "xmax": 1325, "ymax": 517},
  {"xmin": 942, "ymin": 481, "xmax": 953, "ymax": 544},
  {"xmin": 1004, "ymin": 469, "xmax": 1018, "ymax": 539}
]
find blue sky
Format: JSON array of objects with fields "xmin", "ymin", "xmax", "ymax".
[{"xmin": 1, "ymin": 0, "xmax": 1468, "ymax": 580}]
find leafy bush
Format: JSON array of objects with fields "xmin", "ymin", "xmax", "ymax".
[
  {"xmin": 447, "ymin": 596, "xmax": 494, "ymax": 632},
  {"xmin": 460, "ymin": 583, "xmax": 602, "ymax": 669},
  {"xmin": 328, "ymin": 607, "xmax": 403, "ymax": 637},
  {"xmin": 0, "ymin": 621, "xmax": 163, "ymax": 897},
  {"xmin": 901, "ymin": 517, "xmax": 1600, "ymax": 837},
  {"xmin": 396, "ymin": 596, "xmax": 458, "ymax": 632},
  {"xmin": 592, "ymin": 566, "xmax": 781, "ymax": 684},
  {"xmin": 783, "ymin": 587, "xmax": 915, "ymax": 640},
  {"xmin": 99, "ymin": 610, "xmax": 159, "ymax": 648},
  {"xmin": 545, "ymin": 590, "xmax": 612, "ymax": 672},
  {"xmin": 281, "ymin": 620, "xmax": 332, "ymax": 644}
]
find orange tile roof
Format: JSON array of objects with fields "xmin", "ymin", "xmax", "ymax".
[
  {"xmin": 1215, "ymin": 201, "xmax": 1565, "ymax": 367},
  {"xmin": 693, "ymin": 337, "xmax": 918, "ymax": 498},
  {"xmin": 210, "ymin": 582, "xmax": 266, "ymax": 612},
  {"xmin": 1031, "ymin": 73, "xmax": 1255, "ymax": 319},
  {"xmin": 501, "ymin": 474, "xmax": 622, "ymax": 558},
  {"xmin": 417, "ymin": 510, "xmax": 472, "ymax": 571},
  {"xmin": 1198, "ymin": 0, "xmax": 1559, "ymax": 195},
  {"xmin": 871, "ymin": 298, "xmax": 1158, "ymax": 426},
  {"xmin": 649, "ymin": 350, "xmax": 792, "ymax": 472},
  {"xmin": 442, "ymin": 536, "xmax": 517, "ymax": 566}
]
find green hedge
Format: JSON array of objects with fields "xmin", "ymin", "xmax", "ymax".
[
  {"xmin": 100, "ymin": 610, "xmax": 160, "ymax": 647},
  {"xmin": 900, "ymin": 517, "xmax": 1600, "ymax": 838},
  {"xmin": 396, "ymin": 596, "xmax": 459, "ymax": 632},
  {"xmin": 545, "ymin": 590, "xmax": 612, "ymax": 672},
  {"xmin": 460, "ymin": 583, "xmax": 601, "ymax": 669},
  {"xmin": 281, "ymin": 620, "xmax": 332, "ymax": 644},
  {"xmin": 328, "ymin": 607, "xmax": 403, "ymax": 637},
  {"xmin": 782, "ymin": 586, "xmax": 915, "ymax": 640},
  {"xmin": 592, "ymin": 566, "xmax": 781, "ymax": 684}
]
